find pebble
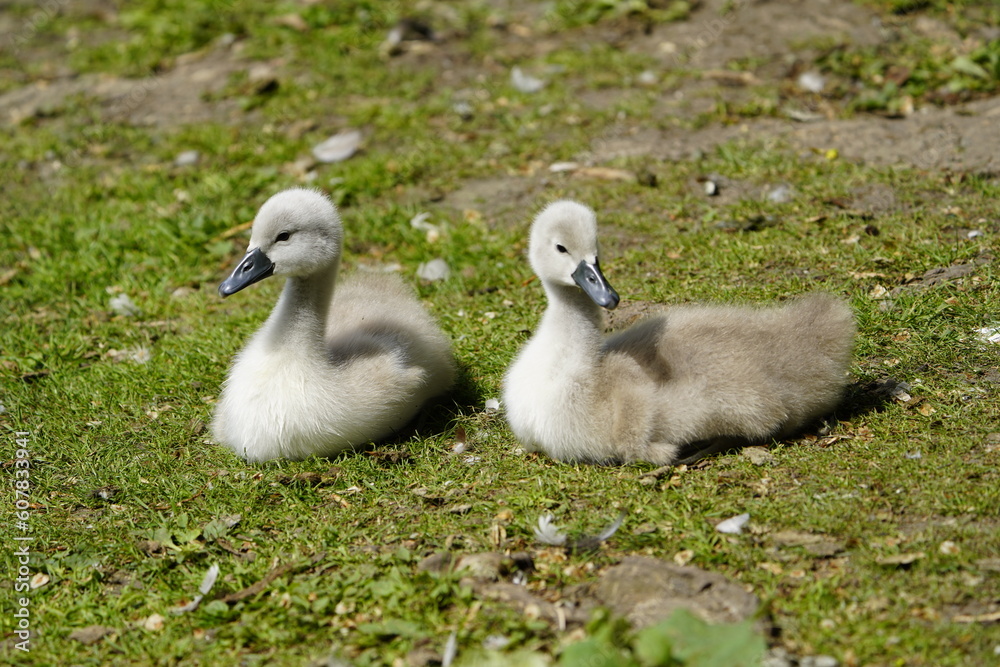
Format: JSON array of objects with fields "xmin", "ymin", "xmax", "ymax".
[
  {"xmin": 174, "ymin": 150, "xmax": 200, "ymax": 167},
  {"xmin": 637, "ymin": 70, "xmax": 658, "ymax": 86},
  {"xmin": 797, "ymin": 71, "xmax": 826, "ymax": 93},
  {"xmin": 715, "ymin": 512, "xmax": 750, "ymax": 534},
  {"xmin": 762, "ymin": 648, "xmax": 794, "ymax": 667},
  {"xmin": 417, "ymin": 258, "xmax": 450, "ymax": 281},
  {"xmin": 742, "ymin": 446, "xmax": 777, "ymax": 466},
  {"xmin": 767, "ymin": 184, "xmax": 794, "ymax": 203},
  {"xmin": 511, "ymin": 66, "xmax": 545, "ymax": 93},
  {"xmin": 800, "ymin": 656, "xmax": 839, "ymax": 667}
]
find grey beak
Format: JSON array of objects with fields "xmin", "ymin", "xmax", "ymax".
[
  {"xmin": 572, "ymin": 259, "xmax": 619, "ymax": 310},
  {"xmin": 219, "ymin": 247, "xmax": 275, "ymax": 297}
]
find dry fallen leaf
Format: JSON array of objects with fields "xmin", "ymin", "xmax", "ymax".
[
  {"xmin": 574, "ymin": 167, "xmax": 637, "ymax": 182},
  {"xmin": 876, "ymin": 552, "xmax": 925, "ymax": 567},
  {"xmin": 953, "ymin": 610, "xmax": 1000, "ymax": 623},
  {"xmin": 273, "ymin": 13, "xmax": 308, "ymax": 31},
  {"xmin": 757, "ymin": 561, "xmax": 784, "ymax": 575},
  {"xmin": 490, "ymin": 523, "xmax": 507, "ymax": 547}
]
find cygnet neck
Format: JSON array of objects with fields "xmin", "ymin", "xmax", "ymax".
[
  {"xmin": 540, "ymin": 281, "xmax": 606, "ymax": 351},
  {"xmin": 262, "ymin": 261, "xmax": 339, "ymax": 352}
]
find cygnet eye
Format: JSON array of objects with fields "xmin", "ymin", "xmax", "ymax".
[
  {"xmin": 276, "ymin": 231, "xmax": 291, "ymax": 243},
  {"xmin": 555, "ymin": 244, "xmax": 568, "ymax": 254}
]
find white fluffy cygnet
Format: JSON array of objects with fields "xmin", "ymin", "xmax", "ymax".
[
  {"xmin": 503, "ymin": 200, "xmax": 855, "ymax": 465},
  {"xmin": 212, "ymin": 189, "xmax": 455, "ymax": 462}
]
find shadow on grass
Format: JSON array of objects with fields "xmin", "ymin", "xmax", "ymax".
[
  {"xmin": 678, "ymin": 379, "xmax": 894, "ymax": 466},
  {"xmin": 377, "ymin": 360, "xmax": 486, "ymax": 448},
  {"xmin": 836, "ymin": 377, "xmax": 898, "ymax": 423}
]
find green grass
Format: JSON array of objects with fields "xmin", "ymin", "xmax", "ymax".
[{"xmin": 2, "ymin": 0, "xmax": 1000, "ymax": 665}]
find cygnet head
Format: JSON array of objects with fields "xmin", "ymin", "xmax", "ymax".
[
  {"xmin": 529, "ymin": 200, "xmax": 620, "ymax": 310},
  {"xmin": 219, "ymin": 188, "xmax": 343, "ymax": 297}
]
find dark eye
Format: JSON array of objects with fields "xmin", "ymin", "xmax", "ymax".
[
  {"xmin": 276, "ymin": 231, "xmax": 291, "ymax": 242},
  {"xmin": 556, "ymin": 244, "xmax": 568, "ymax": 254}
]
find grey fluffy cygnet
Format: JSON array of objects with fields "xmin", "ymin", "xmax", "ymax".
[
  {"xmin": 212, "ymin": 188, "xmax": 455, "ymax": 462},
  {"xmin": 503, "ymin": 200, "xmax": 855, "ymax": 465}
]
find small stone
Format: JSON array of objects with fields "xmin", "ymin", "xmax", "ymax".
[
  {"xmin": 742, "ymin": 446, "xmax": 776, "ymax": 466},
  {"xmin": 143, "ymin": 613, "xmax": 165, "ymax": 631},
  {"xmin": 704, "ymin": 180, "xmax": 719, "ymax": 196},
  {"xmin": 715, "ymin": 512, "xmax": 750, "ymax": 534},
  {"xmin": 762, "ymin": 647, "xmax": 794, "ymax": 667},
  {"xmin": 417, "ymin": 552, "xmax": 454, "ymax": 573},
  {"xmin": 417, "ymin": 258, "xmax": 450, "ymax": 281},
  {"xmin": 800, "ymin": 656, "xmax": 839, "ymax": 667},
  {"xmin": 452, "ymin": 101, "xmax": 474, "ymax": 119},
  {"xmin": 797, "ymin": 71, "xmax": 826, "ymax": 93},
  {"xmin": 596, "ymin": 556, "xmax": 760, "ymax": 629},
  {"xmin": 174, "ymin": 150, "xmax": 200, "ymax": 167},
  {"xmin": 246, "ymin": 64, "xmax": 279, "ymax": 94},
  {"xmin": 673, "ymin": 549, "xmax": 694, "ymax": 566},
  {"xmin": 767, "ymin": 185, "xmax": 794, "ymax": 204},
  {"xmin": 637, "ymin": 70, "xmax": 658, "ymax": 86},
  {"xmin": 511, "ymin": 67, "xmax": 545, "ymax": 93},
  {"xmin": 455, "ymin": 552, "xmax": 504, "ymax": 581}
]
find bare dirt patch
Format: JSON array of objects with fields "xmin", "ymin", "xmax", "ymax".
[{"xmin": 0, "ymin": 41, "xmax": 253, "ymax": 127}]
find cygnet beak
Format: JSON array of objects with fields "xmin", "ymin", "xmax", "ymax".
[
  {"xmin": 572, "ymin": 259, "xmax": 619, "ymax": 310},
  {"xmin": 219, "ymin": 247, "xmax": 275, "ymax": 297}
]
